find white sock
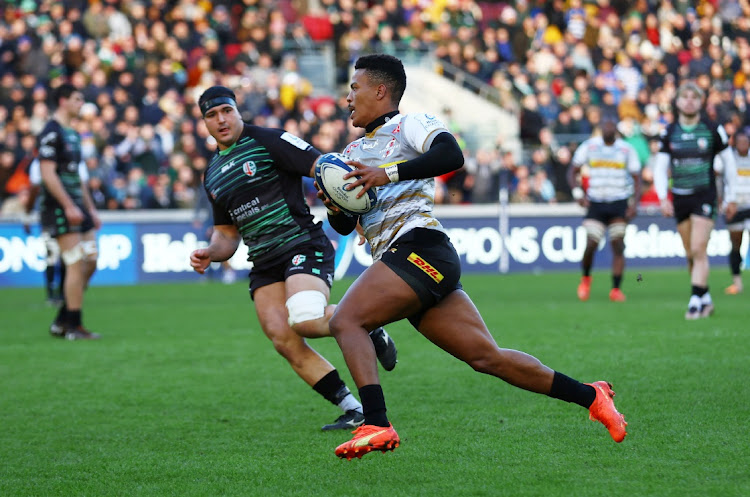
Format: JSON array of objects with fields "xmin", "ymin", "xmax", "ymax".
[
  {"xmin": 701, "ymin": 292, "xmax": 712, "ymax": 305},
  {"xmin": 337, "ymin": 394, "xmax": 362, "ymax": 413}
]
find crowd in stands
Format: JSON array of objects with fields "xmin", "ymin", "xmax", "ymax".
[{"xmin": 1, "ymin": 0, "xmax": 750, "ymax": 215}]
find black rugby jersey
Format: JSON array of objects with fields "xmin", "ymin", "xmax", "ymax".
[
  {"xmin": 658, "ymin": 119, "xmax": 729, "ymax": 194},
  {"xmin": 36, "ymin": 119, "xmax": 84, "ymax": 209},
  {"xmin": 203, "ymin": 124, "xmax": 324, "ymax": 264}
]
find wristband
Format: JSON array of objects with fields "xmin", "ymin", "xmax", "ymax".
[
  {"xmin": 572, "ymin": 187, "xmax": 584, "ymax": 200},
  {"xmin": 384, "ymin": 164, "xmax": 400, "ymax": 183}
]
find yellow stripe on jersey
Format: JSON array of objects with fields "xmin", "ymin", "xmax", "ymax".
[
  {"xmin": 378, "ymin": 160, "xmax": 407, "ymax": 168},
  {"xmin": 407, "ymin": 252, "xmax": 444, "ymax": 283},
  {"xmin": 589, "ymin": 159, "xmax": 626, "ymax": 169},
  {"xmin": 738, "ymin": 169, "xmax": 750, "ymax": 176}
]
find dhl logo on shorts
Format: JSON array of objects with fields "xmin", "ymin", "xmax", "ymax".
[{"xmin": 407, "ymin": 252, "xmax": 443, "ymax": 283}]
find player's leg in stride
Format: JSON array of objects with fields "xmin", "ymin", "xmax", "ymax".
[
  {"xmin": 585, "ymin": 381, "xmax": 628, "ymax": 442},
  {"xmin": 678, "ymin": 215, "xmax": 715, "ymax": 319},
  {"xmin": 725, "ymin": 226, "xmax": 744, "ymax": 294},
  {"xmin": 578, "ymin": 219, "xmax": 604, "ymax": 301},
  {"xmin": 608, "ymin": 221, "xmax": 627, "ymax": 302}
]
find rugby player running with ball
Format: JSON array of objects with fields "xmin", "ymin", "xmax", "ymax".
[{"xmin": 318, "ymin": 54, "xmax": 628, "ymax": 459}]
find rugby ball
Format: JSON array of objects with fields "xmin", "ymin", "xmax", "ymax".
[{"xmin": 314, "ymin": 152, "xmax": 377, "ymax": 215}]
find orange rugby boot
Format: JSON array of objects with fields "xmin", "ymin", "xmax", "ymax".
[
  {"xmin": 609, "ymin": 288, "xmax": 626, "ymax": 302},
  {"xmin": 586, "ymin": 381, "xmax": 627, "ymax": 443},
  {"xmin": 577, "ymin": 276, "xmax": 592, "ymax": 301},
  {"xmin": 335, "ymin": 423, "xmax": 400, "ymax": 460},
  {"xmin": 724, "ymin": 284, "xmax": 742, "ymax": 295}
]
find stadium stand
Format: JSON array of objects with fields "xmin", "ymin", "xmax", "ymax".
[{"xmin": 1, "ymin": 0, "xmax": 749, "ymax": 213}]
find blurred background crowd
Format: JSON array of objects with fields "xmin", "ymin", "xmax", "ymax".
[{"xmin": 1, "ymin": 0, "xmax": 750, "ymax": 216}]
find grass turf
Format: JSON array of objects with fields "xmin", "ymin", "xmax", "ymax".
[{"xmin": 1, "ymin": 269, "xmax": 748, "ymax": 497}]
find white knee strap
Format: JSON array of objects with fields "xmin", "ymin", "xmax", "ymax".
[
  {"xmin": 61, "ymin": 244, "xmax": 84, "ymax": 265},
  {"xmin": 608, "ymin": 222, "xmax": 627, "ymax": 239},
  {"xmin": 583, "ymin": 220, "xmax": 606, "ymax": 243},
  {"xmin": 286, "ymin": 290, "xmax": 327, "ymax": 327},
  {"xmin": 81, "ymin": 240, "xmax": 98, "ymax": 261},
  {"xmin": 44, "ymin": 235, "xmax": 60, "ymax": 265}
]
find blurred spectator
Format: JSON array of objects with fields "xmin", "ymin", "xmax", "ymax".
[
  {"xmin": 531, "ymin": 168, "xmax": 556, "ymax": 204},
  {"xmin": 0, "ymin": 0, "xmax": 749, "ymax": 213}
]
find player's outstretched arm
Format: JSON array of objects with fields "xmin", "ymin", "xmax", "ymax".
[{"xmin": 190, "ymin": 224, "xmax": 240, "ymax": 274}]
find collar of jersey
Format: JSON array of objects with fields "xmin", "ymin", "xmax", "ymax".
[
  {"xmin": 679, "ymin": 122, "xmax": 698, "ymax": 132},
  {"xmin": 218, "ymin": 141, "xmax": 238, "ymax": 156},
  {"xmin": 365, "ymin": 110, "xmax": 399, "ymax": 135}
]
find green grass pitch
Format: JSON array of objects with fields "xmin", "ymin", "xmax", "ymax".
[{"xmin": 1, "ymin": 269, "xmax": 748, "ymax": 497}]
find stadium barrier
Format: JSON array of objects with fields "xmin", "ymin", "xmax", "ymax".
[{"xmin": 0, "ymin": 204, "xmax": 744, "ymax": 287}]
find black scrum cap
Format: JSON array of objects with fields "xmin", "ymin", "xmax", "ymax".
[{"xmin": 198, "ymin": 86, "xmax": 237, "ymax": 116}]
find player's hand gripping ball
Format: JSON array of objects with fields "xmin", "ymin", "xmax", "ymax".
[{"xmin": 314, "ymin": 152, "xmax": 377, "ymax": 215}]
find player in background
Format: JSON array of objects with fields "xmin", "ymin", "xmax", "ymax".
[
  {"xmin": 38, "ymin": 83, "xmax": 101, "ymax": 340},
  {"xmin": 22, "ymin": 157, "xmax": 87, "ymax": 305},
  {"xmin": 568, "ymin": 118, "xmax": 642, "ymax": 302},
  {"xmin": 654, "ymin": 81, "xmax": 738, "ymax": 319},
  {"xmin": 722, "ymin": 132, "xmax": 750, "ymax": 294},
  {"xmin": 188, "ymin": 86, "xmax": 397, "ymax": 431},
  {"xmin": 318, "ymin": 54, "xmax": 627, "ymax": 460}
]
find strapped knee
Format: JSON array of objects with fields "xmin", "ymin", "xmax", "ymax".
[
  {"xmin": 81, "ymin": 240, "xmax": 98, "ymax": 262},
  {"xmin": 583, "ymin": 220, "xmax": 605, "ymax": 243},
  {"xmin": 286, "ymin": 290, "xmax": 327, "ymax": 327},
  {"xmin": 61, "ymin": 244, "xmax": 84, "ymax": 265},
  {"xmin": 608, "ymin": 222, "xmax": 627, "ymax": 240}
]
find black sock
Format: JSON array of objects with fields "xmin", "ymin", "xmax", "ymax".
[
  {"xmin": 312, "ymin": 370, "xmax": 348, "ymax": 406},
  {"xmin": 612, "ymin": 275, "xmax": 622, "ymax": 289},
  {"xmin": 67, "ymin": 310, "xmax": 82, "ymax": 328},
  {"xmin": 55, "ymin": 304, "xmax": 68, "ymax": 325},
  {"xmin": 691, "ymin": 285, "xmax": 707, "ymax": 297},
  {"xmin": 45, "ymin": 266, "xmax": 56, "ymax": 297},
  {"xmin": 730, "ymin": 250, "xmax": 742, "ymax": 275},
  {"xmin": 548, "ymin": 371, "xmax": 597, "ymax": 408},
  {"xmin": 58, "ymin": 264, "xmax": 66, "ymax": 297},
  {"xmin": 359, "ymin": 384, "xmax": 389, "ymax": 427},
  {"xmin": 583, "ymin": 268, "xmax": 591, "ymax": 277}
]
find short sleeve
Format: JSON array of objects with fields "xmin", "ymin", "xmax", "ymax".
[{"xmin": 402, "ymin": 114, "xmax": 450, "ymax": 154}]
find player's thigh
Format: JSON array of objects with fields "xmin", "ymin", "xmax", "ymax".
[
  {"xmin": 333, "ymin": 261, "xmax": 423, "ymax": 332},
  {"xmin": 56, "ymin": 232, "xmax": 81, "ymax": 252},
  {"xmin": 676, "ymin": 218, "xmax": 692, "ymax": 254},
  {"xmin": 690, "ymin": 215, "xmax": 714, "ymax": 252},
  {"xmin": 416, "ymin": 290, "xmax": 498, "ymax": 362},
  {"xmin": 583, "ymin": 203, "xmax": 607, "ymax": 242},
  {"xmin": 285, "ymin": 273, "xmax": 330, "ymax": 301},
  {"xmin": 254, "ymin": 281, "xmax": 299, "ymax": 341}
]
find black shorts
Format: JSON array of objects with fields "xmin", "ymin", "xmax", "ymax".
[
  {"xmin": 725, "ymin": 208, "xmax": 750, "ymax": 228},
  {"xmin": 380, "ymin": 228, "xmax": 463, "ymax": 328},
  {"xmin": 673, "ymin": 190, "xmax": 717, "ymax": 224},
  {"xmin": 585, "ymin": 199, "xmax": 628, "ymax": 224},
  {"xmin": 248, "ymin": 237, "xmax": 335, "ymax": 299},
  {"xmin": 40, "ymin": 204, "xmax": 94, "ymax": 238}
]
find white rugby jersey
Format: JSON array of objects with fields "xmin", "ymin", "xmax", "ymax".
[
  {"xmin": 731, "ymin": 151, "xmax": 750, "ymax": 209},
  {"xmin": 572, "ymin": 136, "xmax": 640, "ymax": 202},
  {"xmin": 342, "ymin": 113, "xmax": 447, "ymax": 261}
]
